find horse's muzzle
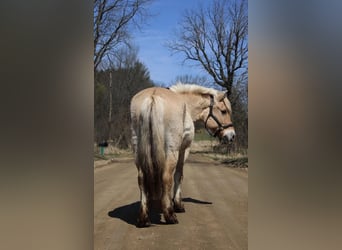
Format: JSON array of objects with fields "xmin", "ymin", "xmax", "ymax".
[{"xmin": 221, "ymin": 130, "xmax": 235, "ymax": 144}]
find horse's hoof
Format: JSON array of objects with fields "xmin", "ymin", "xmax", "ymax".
[
  {"xmin": 137, "ymin": 217, "xmax": 151, "ymax": 228},
  {"xmin": 165, "ymin": 214, "xmax": 179, "ymax": 224},
  {"xmin": 174, "ymin": 205, "xmax": 185, "ymax": 213}
]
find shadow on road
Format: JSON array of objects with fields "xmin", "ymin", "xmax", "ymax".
[
  {"xmin": 182, "ymin": 197, "xmax": 213, "ymax": 205},
  {"xmin": 108, "ymin": 197, "xmax": 212, "ymax": 226},
  {"xmin": 108, "ymin": 201, "xmax": 162, "ymax": 226}
]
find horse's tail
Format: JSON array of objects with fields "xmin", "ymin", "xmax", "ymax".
[{"xmin": 137, "ymin": 95, "xmax": 165, "ymax": 200}]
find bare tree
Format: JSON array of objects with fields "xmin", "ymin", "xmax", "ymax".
[
  {"xmin": 230, "ymin": 71, "xmax": 248, "ymax": 150},
  {"xmin": 94, "ymin": 0, "xmax": 153, "ymax": 70},
  {"xmin": 168, "ymin": 0, "xmax": 248, "ymax": 98},
  {"xmin": 94, "ymin": 46, "xmax": 154, "ymax": 146}
]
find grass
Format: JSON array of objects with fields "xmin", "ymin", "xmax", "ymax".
[
  {"xmin": 192, "ymin": 129, "xmax": 248, "ymax": 168},
  {"xmin": 199, "ymin": 151, "xmax": 248, "ymax": 168},
  {"xmin": 94, "ymin": 135, "xmax": 248, "ymax": 169},
  {"xmin": 94, "ymin": 148, "xmax": 133, "ymax": 161},
  {"xmin": 221, "ymin": 153, "xmax": 248, "ymax": 168},
  {"xmin": 94, "ymin": 153, "xmax": 107, "ymax": 160},
  {"xmin": 194, "ymin": 129, "xmax": 213, "ymax": 141}
]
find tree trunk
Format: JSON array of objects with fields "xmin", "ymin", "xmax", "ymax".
[{"xmin": 108, "ymin": 71, "xmax": 112, "ymax": 140}]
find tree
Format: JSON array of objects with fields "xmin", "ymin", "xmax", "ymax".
[
  {"xmin": 94, "ymin": 47, "xmax": 154, "ymax": 146},
  {"xmin": 230, "ymin": 71, "xmax": 248, "ymax": 150},
  {"xmin": 167, "ymin": 0, "xmax": 248, "ymax": 98},
  {"xmin": 94, "ymin": 0, "xmax": 153, "ymax": 70}
]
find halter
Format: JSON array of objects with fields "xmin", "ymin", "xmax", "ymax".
[{"xmin": 204, "ymin": 93, "xmax": 234, "ymax": 137}]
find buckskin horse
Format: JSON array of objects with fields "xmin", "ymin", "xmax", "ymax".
[{"xmin": 130, "ymin": 83, "xmax": 235, "ymax": 227}]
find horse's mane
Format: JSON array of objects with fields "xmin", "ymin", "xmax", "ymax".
[{"xmin": 169, "ymin": 82, "xmax": 219, "ymax": 97}]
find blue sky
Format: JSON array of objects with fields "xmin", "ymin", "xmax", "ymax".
[{"xmin": 132, "ymin": 0, "xmax": 212, "ymax": 86}]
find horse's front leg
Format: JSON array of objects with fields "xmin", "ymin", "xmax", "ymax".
[{"xmin": 161, "ymin": 157, "xmax": 178, "ymax": 224}]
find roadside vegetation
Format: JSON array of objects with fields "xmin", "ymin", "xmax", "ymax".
[{"xmin": 95, "ymin": 127, "xmax": 247, "ymax": 169}]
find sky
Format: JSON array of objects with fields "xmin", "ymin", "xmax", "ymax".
[{"xmin": 132, "ymin": 0, "xmax": 212, "ymax": 86}]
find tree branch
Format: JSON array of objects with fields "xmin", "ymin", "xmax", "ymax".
[{"xmin": 167, "ymin": 0, "xmax": 247, "ymax": 93}]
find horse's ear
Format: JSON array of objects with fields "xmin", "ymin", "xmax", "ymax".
[
  {"xmin": 201, "ymin": 93, "xmax": 212, "ymax": 100},
  {"xmin": 217, "ymin": 90, "xmax": 229, "ymax": 101},
  {"xmin": 201, "ymin": 93, "xmax": 213, "ymax": 108},
  {"xmin": 217, "ymin": 91, "xmax": 228, "ymax": 101}
]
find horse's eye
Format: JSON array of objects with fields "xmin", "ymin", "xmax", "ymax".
[{"xmin": 221, "ymin": 110, "xmax": 228, "ymax": 115}]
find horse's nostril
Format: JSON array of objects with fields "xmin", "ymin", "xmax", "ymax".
[{"xmin": 228, "ymin": 133, "xmax": 235, "ymax": 143}]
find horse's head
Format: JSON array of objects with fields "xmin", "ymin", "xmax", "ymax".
[{"xmin": 202, "ymin": 91, "xmax": 235, "ymax": 144}]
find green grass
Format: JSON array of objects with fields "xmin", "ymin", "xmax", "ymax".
[
  {"xmin": 94, "ymin": 153, "xmax": 107, "ymax": 160},
  {"xmin": 194, "ymin": 129, "xmax": 212, "ymax": 141},
  {"xmin": 221, "ymin": 154, "xmax": 248, "ymax": 168},
  {"xmin": 94, "ymin": 149, "xmax": 133, "ymax": 161}
]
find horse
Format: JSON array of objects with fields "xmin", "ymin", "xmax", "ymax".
[{"xmin": 130, "ymin": 83, "xmax": 235, "ymax": 227}]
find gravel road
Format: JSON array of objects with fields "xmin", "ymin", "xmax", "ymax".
[{"xmin": 94, "ymin": 154, "xmax": 248, "ymax": 250}]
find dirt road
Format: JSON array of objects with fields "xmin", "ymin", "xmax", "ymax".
[{"xmin": 94, "ymin": 154, "xmax": 248, "ymax": 250}]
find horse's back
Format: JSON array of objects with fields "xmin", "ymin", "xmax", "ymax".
[
  {"xmin": 131, "ymin": 87, "xmax": 185, "ymax": 128},
  {"xmin": 131, "ymin": 87, "xmax": 182, "ymax": 112}
]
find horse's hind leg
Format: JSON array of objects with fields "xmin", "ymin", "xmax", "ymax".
[
  {"xmin": 161, "ymin": 158, "xmax": 178, "ymax": 224},
  {"xmin": 174, "ymin": 146, "xmax": 190, "ymax": 212},
  {"xmin": 173, "ymin": 151, "xmax": 186, "ymax": 212},
  {"xmin": 137, "ymin": 169, "xmax": 151, "ymax": 227},
  {"xmin": 173, "ymin": 170, "xmax": 185, "ymax": 213}
]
